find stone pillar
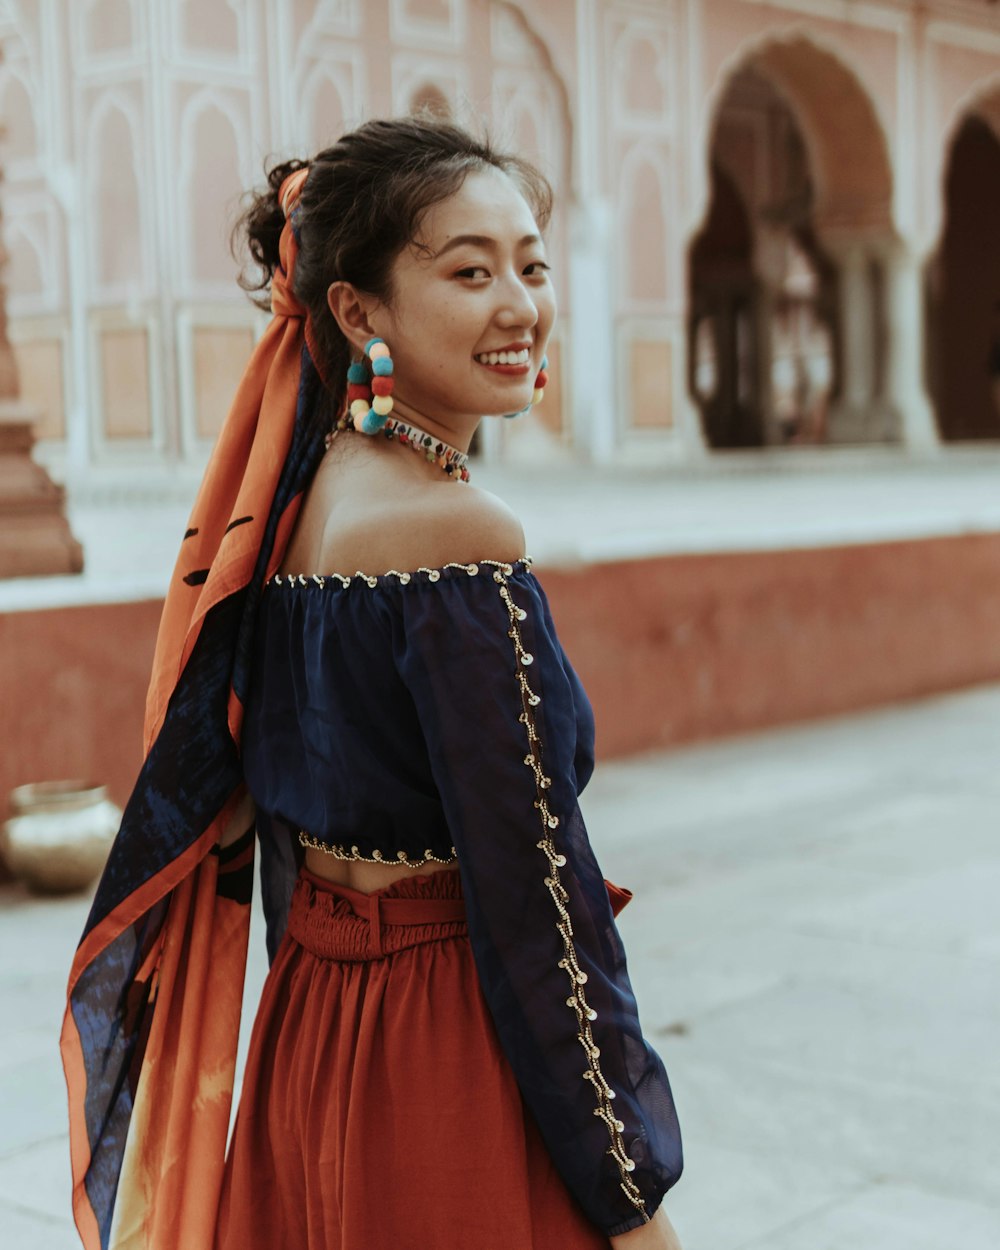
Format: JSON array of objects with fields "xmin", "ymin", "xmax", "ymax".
[
  {"xmin": 568, "ymin": 197, "xmax": 617, "ymax": 463},
  {"xmin": 883, "ymin": 243, "xmax": 940, "ymax": 454},
  {"xmin": 827, "ymin": 241, "xmax": 877, "ymax": 442},
  {"xmin": 752, "ymin": 225, "xmax": 785, "ymax": 445},
  {"xmin": 0, "ymin": 83, "xmax": 84, "ymax": 578},
  {"xmin": 0, "ymin": 242, "xmax": 19, "ymax": 403}
]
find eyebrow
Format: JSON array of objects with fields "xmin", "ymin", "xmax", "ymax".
[{"xmin": 433, "ymin": 232, "xmax": 542, "ymax": 259}]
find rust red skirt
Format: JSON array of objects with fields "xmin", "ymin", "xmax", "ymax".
[{"xmin": 214, "ymin": 866, "xmax": 610, "ymax": 1250}]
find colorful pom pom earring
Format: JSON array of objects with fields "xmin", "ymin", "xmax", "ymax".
[
  {"xmin": 335, "ymin": 336, "xmax": 471, "ymax": 481},
  {"xmin": 503, "ymin": 354, "xmax": 549, "ymax": 419},
  {"xmin": 343, "ymin": 337, "xmax": 395, "ymax": 435}
]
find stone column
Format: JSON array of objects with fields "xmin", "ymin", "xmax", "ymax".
[
  {"xmin": 883, "ymin": 243, "xmax": 939, "ymax": 454},
  {"xmin": 0, "ymin": 72, "xmax": 84, "ymax": 578},
  {"xmin": 752, "ymin": 224, "xmax": 786, "ymax": 446},
  {"xmin": 567, "ymin": 197, "xmax": 618, "ymax": 463},
  {"xmin": 0, "ymin": 244, "xmax": 18, "ymax": 402},
  {"xmin": 826, "ymin": 241, "xmax": 877, "ymax": 442}
]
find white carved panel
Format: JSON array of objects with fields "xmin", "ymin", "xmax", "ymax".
[
  {"xmin": 175, "ymin": 304, "xmax": 260, "ymax": 456},
  {"xmin": 617, "ymin": 142, "xmax": 671, "ymax": 310},
  {"xmin": 390, "ymin": 51, "xmax": 467, "ymax": 117},
  {"xmin": 171, "ymin": 0, "xmax": 253, "ymax": 72},
  {"xmin": 608, "ymin": 20, "xmax": 674, "ymax": 133},
  {"xmin": 390, "ymin": 0, "xmax": 465, "ymax": 51},
  {"xmin": 4, "ymin": 197, "xmax": 63, "ymax": 314},
  {"xmin": 176, "ymin": 88, "xmax": 253, "ymax": 298},
  {"xmin": 295, "ymin": 53, "xmax": 365, "ymax": 149},
  {"xmin": 489, "ymin": 1, "xmax": 535, "ymax": 63},
  {"xmin": 83, "ymin": 88, "xmax": 148, "ymax": 303},
  {"xmin": 492, "ymin": 68, "xmax": 565, "ymax": 186},
  {"xmin": 88, "ymin": 309, "xmax": 164, "ymax": 452},
  {"xmin": 291, "ymin": 0, "xmax": 362, "ymax": 43},
  {"xmin": 303, "ymin": 65, "xmax": 348, "ymax": 149},
  {"xmin": 0, "ymin": 63, "xmax": 39, "ymax": 174},
  {"xmin": 75, "ymin": 0, "xmax": 146, "ymax": 70}
]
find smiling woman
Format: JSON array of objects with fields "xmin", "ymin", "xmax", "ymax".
[{"xmin": 62, "ymin": 116, "xmax": 684, "ymax": 1250}]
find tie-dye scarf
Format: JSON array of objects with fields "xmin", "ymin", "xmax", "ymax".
[{"xmin": 61, "ymin": 169, "xmax": 327, "ymax": 1250}]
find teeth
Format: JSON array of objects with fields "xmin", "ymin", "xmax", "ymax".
[{"xmin": 476, "ymin": 348, "xmax": 531, "ymax": 366}]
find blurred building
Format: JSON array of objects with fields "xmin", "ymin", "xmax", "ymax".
[
  {"xmin": 3, "ymin": 0, "xmax": 1000, "ymax": 489},
  {"xmin": 3, "ymin": 1, "xmax": 1000, "ymax": 816}
]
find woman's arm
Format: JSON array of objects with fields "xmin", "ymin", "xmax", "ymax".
[
  {"xmin": 394, "ymin": 551, "xmax": 684, "ymax": 1237},
  {"xmin": 612, "ymin": 1205, "xmax": 685, "ymax": 1249}
]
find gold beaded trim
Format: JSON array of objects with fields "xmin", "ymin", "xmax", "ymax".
[
  {"xmin": 298, "ymin": 831, "xmax": 457, "ymax": 865},
  {"xmin": 270, "ymin": 557, "xmax": 530, "ymax": 589},
  {"xmin": 494, "ymin": 565, "xmax": 649, "ymax": 1223}
]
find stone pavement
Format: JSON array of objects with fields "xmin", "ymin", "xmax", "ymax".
[{"xmin": 2, "ymin": 682, "xmax": 999, "ymax": 1248}]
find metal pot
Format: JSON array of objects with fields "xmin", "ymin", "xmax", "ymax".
[{"xmin": 2, "ymin": 780, "xmax": 121, "ymax": 894}]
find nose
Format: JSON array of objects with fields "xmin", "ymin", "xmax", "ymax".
[{"xmin": 494, "ymin": 269, "xmax": 539, "ymax": 330}]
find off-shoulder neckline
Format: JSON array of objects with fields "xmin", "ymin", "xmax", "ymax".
[{"xmin": 266, "ymin": 556, "xmax": 533, "ymax": 591}]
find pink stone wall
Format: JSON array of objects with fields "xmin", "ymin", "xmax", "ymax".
[{"xmin": 6, "ymin": 0, "xmax": 998, "ymax": 468}]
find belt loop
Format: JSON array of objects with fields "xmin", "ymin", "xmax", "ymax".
[{"xmin": 368, "ymin": 892, "xmax": 383, "ymax": 957}]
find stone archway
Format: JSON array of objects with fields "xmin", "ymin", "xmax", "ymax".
[
  {"xmin": 926, "ymin": 93, "xmax": 1000, "ymax": 442},
  {"xmin": 689, "ymin": 35, "xmax": 900, "ymax": 450}
]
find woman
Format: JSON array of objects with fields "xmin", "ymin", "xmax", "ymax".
[{"xmin": 62, "ymin": 117, "xmax": 683, "ymax": 1250}]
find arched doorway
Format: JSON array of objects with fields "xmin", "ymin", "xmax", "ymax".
[
  {"xmin": 927, "ymin": 106, "xmax": 1000, "ymax": 441},
  {"xmin": 689, "ymin": 37, "xmax": 895, "ymax": 450}
]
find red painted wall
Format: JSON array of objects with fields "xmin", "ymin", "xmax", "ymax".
[
  {"xmin": 543, "ymin": 534, "xmax": 1000, "ymax": 757},
  {"xmin": 0, "ymin": 600, "xmax": 162, "ymax": 820},
  {"xmin": 3, "ymin": 532, "xmax": 1000, "ymax": 828}
]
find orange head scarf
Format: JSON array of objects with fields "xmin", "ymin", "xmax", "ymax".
[{"xmin": 62, "ymin": 169, "xmax": 330, "ymax": 1250}]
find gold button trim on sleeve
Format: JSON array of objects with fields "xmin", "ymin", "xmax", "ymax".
[
  {"xmin": 494, "ymin": 568, "xmax": 649, "ymax": 1223},
  {"xmin": 298, "ymin": 832, "xmax": 457, "ymax": 865},
  {"xmin": 270, "ymin": 557, "xmax": 529, "ymax": 589}
]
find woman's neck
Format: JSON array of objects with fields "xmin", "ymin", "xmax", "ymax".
[{"xmin": 387, "ymin": 397, "xmax": 479, "ymax": 455}]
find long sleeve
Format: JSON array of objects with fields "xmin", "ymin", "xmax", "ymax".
[{"xmin": 394, "ymin": 561, "xmax": 683, "ymax": 1236}]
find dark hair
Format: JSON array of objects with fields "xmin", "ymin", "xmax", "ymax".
[{"xmin": 233, "ymin": 115, "xmax": 553, "ymax": 405}]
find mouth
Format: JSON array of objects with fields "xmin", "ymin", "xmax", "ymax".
[{"xmin": 474, "ymin": 346, "xmax": 532, "ymax": 373}]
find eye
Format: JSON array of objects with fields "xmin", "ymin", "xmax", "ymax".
[
  {"xmin": 524, "ymin": 261, "xmax": 552, "ymax": 277},
  {"xmin": 455, "ymin": 265, "xmax": 490, "ymax": 280}
]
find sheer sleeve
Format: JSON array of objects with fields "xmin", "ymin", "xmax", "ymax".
[{"xmin": 393, "ymin": 561, "xmax": 683, "ymax": 1236}]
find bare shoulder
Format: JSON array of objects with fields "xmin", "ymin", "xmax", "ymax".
[
  {"xmin": 318, "ymin": 484, "xmax": 526, "ymax": 574},
  {"xmin": 418, "ymin": 485, "xmax": 526, "ymax": 563}
]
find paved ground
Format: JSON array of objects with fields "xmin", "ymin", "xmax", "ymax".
[{"xmin": 2, "ymin": 681, "xmax": 999, "ymax": 1248}]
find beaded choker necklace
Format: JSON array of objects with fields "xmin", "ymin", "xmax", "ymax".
[{"xmin": 331, "ymin": 413, "xmax": 471, "ymax": 482}]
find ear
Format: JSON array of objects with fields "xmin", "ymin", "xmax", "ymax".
[{"xmin": 327, "ymin": 282, "xmax": 381, "ymax": 355}]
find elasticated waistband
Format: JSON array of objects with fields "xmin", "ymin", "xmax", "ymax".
[{"xmin": 287, "ymin": 866, "xmax": 468, "ymax": 961}]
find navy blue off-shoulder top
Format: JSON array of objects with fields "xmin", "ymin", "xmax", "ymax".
[{"xmin": 241, "ymin": 558, "xmax": 683, "ymax": 1236}]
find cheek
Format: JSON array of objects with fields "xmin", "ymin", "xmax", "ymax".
[
  {"xmin": 387, "ymin": 310, "xmax": 465, "ymax": 386},
  {"xmin": 539, "ymin": 288, "xmax": 558, "ymax": 333}
]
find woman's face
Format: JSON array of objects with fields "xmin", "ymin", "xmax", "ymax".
[{"xmin": 366, "ymin": 166, "xmax": 556, "ymax": 438}]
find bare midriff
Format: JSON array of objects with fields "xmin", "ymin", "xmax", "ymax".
[{"xmin": 303, "ymin": 847, "xmax": 457, "ymax": 894}]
